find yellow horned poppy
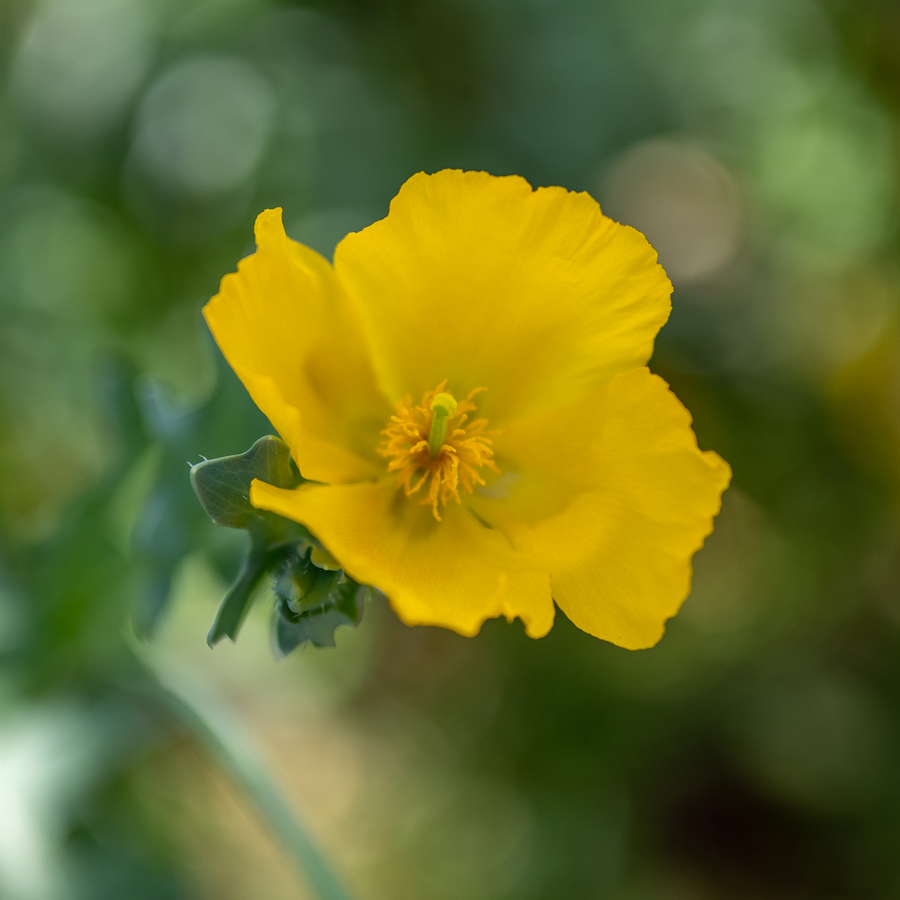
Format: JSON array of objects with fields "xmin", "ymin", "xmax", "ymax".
[{"xmin": 204, "ymin": 170, "xmax": 731, "ymax": 648}]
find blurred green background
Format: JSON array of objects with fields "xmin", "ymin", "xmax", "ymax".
[{"xmin": 2, "ymin": 0, "xmax": 900, "ymax": 897}]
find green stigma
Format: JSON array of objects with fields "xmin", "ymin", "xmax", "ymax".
[{"xmin": 428, "ymin": 392, "xmax": 458, "ymax": 456}]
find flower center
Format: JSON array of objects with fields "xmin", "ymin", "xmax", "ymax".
[{"xmin": 379, "ymin": 380, "xmax": 499, "ymax": 521}]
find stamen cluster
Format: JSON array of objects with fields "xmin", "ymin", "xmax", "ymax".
[{"xmin": 379, "ymin": 380, "xmax": 499, "ymax": 521}]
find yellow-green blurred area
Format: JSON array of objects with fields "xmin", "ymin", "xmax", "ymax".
[{"xmin": 3, "ymin": 0, "xmax": 900, "ymax": 897}]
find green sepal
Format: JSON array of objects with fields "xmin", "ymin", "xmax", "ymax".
[{"xmin": 190, "ymin": 435, "xmax": 300, "ymax": 530}]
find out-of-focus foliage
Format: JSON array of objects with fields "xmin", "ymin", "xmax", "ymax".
[{"xmin": 2, "ymin": 0, "xmax": 900, "ymax": 898}]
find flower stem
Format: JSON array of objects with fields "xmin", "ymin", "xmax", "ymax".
[{"xmin": 142, "ymin": 658, "xmax": 354, "ymax": 900}]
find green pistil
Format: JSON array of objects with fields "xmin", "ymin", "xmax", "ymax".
[{"xmin": 428, "ymin": 392, "xmax": 458, "ymax": 456}]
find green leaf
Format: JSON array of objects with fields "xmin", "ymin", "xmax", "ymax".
[
  {"xmin": 207, "ymin": 526, "xmax": 287, "ymax": 647},
  {"xmin": 272, "ymin": 548, "xmax": 367, "ymax": 655},
  {"xmin": 273, "ymin": 546, "xmax": 342, "ymax": 614},
  {"xmin": 192, "ymin": 436, "xmax": 368, "ymax": 657},
  {"xmin": 190, "ymin": 435, "xmax": 300, "ymax": 530}
]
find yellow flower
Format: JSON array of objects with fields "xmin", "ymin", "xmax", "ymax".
[{"xmin": 204, "ymin": 170, "xmax": 731, "ymax": 648}]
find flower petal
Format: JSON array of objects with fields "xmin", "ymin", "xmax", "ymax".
[
  {"xmin": 468, "ymin": 368, "xmax": 732, "ymax": 649},
  {"xmin": 250, "ymin": 478, "xmax": 555, "ymax": 638},
  {"xmin": 204, "ymin": 209, "xmax": 390, "ymax": 483},
  {"xmin": 334, "ymin": 170, "xmax": 671, "ymax": 424}
]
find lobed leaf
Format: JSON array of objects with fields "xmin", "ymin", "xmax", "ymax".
[{"xmin": 190, "ymin": 435, "xmax": 300, "ymax": 530}]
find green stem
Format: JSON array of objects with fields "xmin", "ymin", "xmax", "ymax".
[{"xmin": 139, "ymin": 656, "xmax": 354, "ymax": 900}]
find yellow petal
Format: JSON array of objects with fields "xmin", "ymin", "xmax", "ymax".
[
  {"xmin": 250, "ymin": 478, "xmax": 555, "ymax": 638},
  {"xmin": 334, "ymin": 170, "xmax": 671, "ymax": 423},
  {"xmin": 204, "ymin": 209, "xmax": 390, "ymax": 484},
  {"xmin": 468, "ymin": 368, "xmax": 731, "ymax": 649}
]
